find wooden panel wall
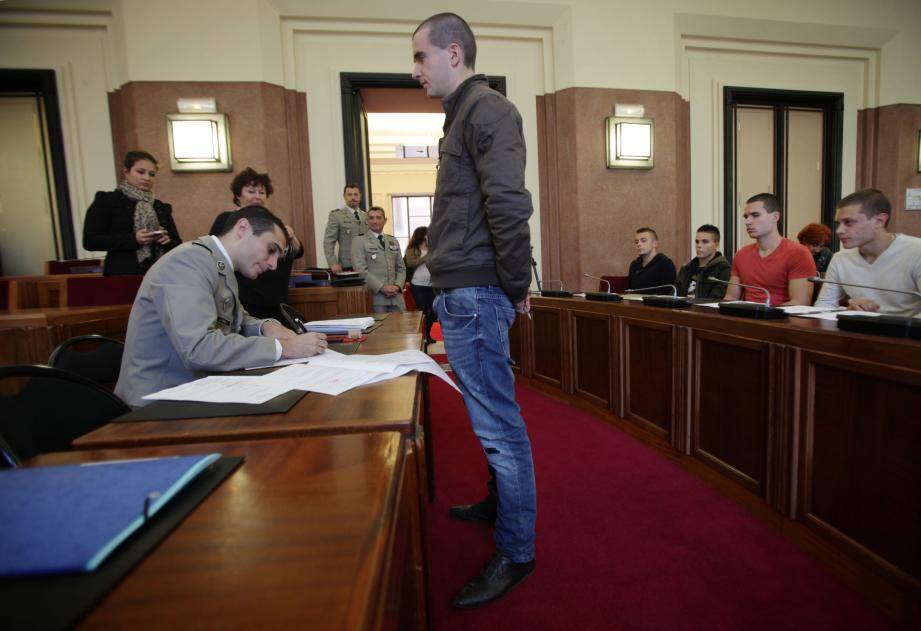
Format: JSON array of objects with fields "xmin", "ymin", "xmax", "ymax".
[{"xmin": 518, "ymin": 296, "xmax": 921, "ymax": 602}]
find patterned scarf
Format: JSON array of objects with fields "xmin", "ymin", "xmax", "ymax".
[{"xmin": 119, "ymin": 180, "xmax": 159, "ymax": 265}]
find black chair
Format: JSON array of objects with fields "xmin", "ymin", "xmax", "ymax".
[
  {"xmin": 0, "ymin": 365, "xmax": 131, "ymax": 466},
  {"xmin": 279, "ymin": 303, "xmax": 308, "ymax": 333},
  {"xmin": 48, "ymin": 334, "xmax": 124, "ymax": 386}
]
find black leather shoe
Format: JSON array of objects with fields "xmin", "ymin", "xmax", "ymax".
[
  {"xmin": 452, "ymin": 552, "xmax": 535, "ymax": 609},
  {"xmin": 449, "ymin": 497, "xmax": 497, "ymax": 523}
]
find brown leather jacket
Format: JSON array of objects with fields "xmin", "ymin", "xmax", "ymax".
[{"xmin": 427, "ymin": 75, "xmax": 533, "ymax": 302}]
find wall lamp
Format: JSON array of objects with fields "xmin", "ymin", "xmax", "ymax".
[
  {"xmin": 166, "ymin": 97, "xmax": 232, "ymax": 172},
  {"xmin": 606, "ymin": 103, "xmax": 654, "ymax": 170}
]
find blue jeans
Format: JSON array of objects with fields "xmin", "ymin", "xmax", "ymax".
[{"xmin": 434, "ymin": 286, "xmax": 536, "ymax": 562}]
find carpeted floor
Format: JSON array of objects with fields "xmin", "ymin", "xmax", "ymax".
[{"xmin": 424, "ymin": 376, "xmax": 895, "ymax": 630}]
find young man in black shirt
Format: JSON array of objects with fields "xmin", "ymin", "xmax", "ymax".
[{"xmin": 627, "ymin": 227, "xmax": 676, "ymax": 294}]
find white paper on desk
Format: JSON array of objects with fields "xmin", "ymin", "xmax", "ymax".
[
  {"xmin": 618, "ymin": 294, "xmax": 645, "ymax": 302},
  {"xmin": 262, "ymin": 363, "xmax": 388, "ymax": 396},
  {"xmin": 695, "ymin": 300, "xmax": 764, "ymax": 309},
  {"xmin": 780, "ymin": 305, "xmax": 845, "ymax": 315},
  {"xmin": 296, "ymin": 349, "xmax": 461, "ymax": 393},
  {"xmin": 795, "ymin": 310, "xmax": 883, "ymax": 321},
  {"xmin": 244, "ymin": 348, "xmax": 346, "ymax": 371},
  {"xmin": 363, "ymin": 361, "xmax": 461, "ymax": 393},
  {"xmin": 142, "ymin": 376, "xmax": 289, "ymax": 404}
]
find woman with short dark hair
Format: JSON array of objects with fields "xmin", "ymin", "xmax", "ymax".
[
  {"xmin": 208, "ymin": 167, "xmax": 304, "ymax": 324},
  {"xmin": 82, "ymin": 151, "xmax": 181, "ymax": 275}
]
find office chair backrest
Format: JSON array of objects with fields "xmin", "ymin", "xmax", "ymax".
[
  {"xmin": 48, "ymin": 334, "xmax": 125, "ymax": 387},
  {"xmin": 0, "ymin": 365, "xmax": 131, "ymax": 466}
]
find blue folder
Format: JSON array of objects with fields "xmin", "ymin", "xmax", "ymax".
[{"xmin": 0, "ymin": 454, "xmax": 220, "ymax": 577}]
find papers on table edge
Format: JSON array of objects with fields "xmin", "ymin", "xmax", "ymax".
[
  {"xmin": 793, "ymin": 309, "xmax": 883, "ymax": 321},
  {"xmin": 144, "ymin": 349, "xmax": 459, "ymax": 404},
  {"xmin": 693, "ymin": 301, "xmax": 849, "ymax": 316},
  {"xmin": 304, "ymin": 316, "xmax": 374, "ymax": 334}
]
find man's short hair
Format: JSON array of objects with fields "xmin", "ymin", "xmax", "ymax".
[
  {"xmin": 696, "ymin": 224, "xmax": 720, "ymax": 242},
  {"xmin": 368, "ymin": 205, "xmax": 386, "ymax": 217},
  {"xmin": 746, "ymin": 193, "xmax": 781, "ymax": 215},
  {"xmin": 343, "ymin": 183, "xmax": 361, "ymax": 194},
  {"xmin": 218, "ymin": 205, "xmax": 286, "ymax": 243},
  {"xmin": 230, "ymin": 167, "xmax": 273, "ymax": 206},
  {"xmin": 636, "ymin": 227, "xmax": 658, "ymax": 241},
  {"xmin": 838, "ymin": 188, "xmax": 891, "ymax": 226},
  {"xmin": 414, "ymin": 13, "xmax": 477, "ymax": 69}
]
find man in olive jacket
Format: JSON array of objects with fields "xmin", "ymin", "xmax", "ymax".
[
  {"xmin": 412, "ymin": 12, "xmax": 536, "ymax": 609},
  {"xmin": 675, "ymin": 224, "xmax": 732, "ymax": 299}
]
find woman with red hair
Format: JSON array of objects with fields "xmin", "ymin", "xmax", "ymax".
[{"xmin": 797, "ymin": 222, "xmax": 833, "ymax": 274}]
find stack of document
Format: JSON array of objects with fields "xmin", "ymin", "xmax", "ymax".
[
  {"xmin": 304, "ymin": 317, "xmax": 375, "ymax": 334},
  {"xmin": 143, "ymin": 349, "xmax": 459, "ymax": 403}
]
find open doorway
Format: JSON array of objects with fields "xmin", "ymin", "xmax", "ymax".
[
  {"xmin": 363, "ymin": 88, "xmax": 444, "ymax": 252},
  {"xmin": 340, "ymin": 72, "xmax": 506, "ymax": 211}
]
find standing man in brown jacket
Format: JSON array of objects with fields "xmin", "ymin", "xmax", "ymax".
[{"xmin": 412, "ymin": 12, "xmax": 536, "ymax": 609}]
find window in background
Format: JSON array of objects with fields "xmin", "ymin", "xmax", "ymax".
[{"xmin": 391, "ymin": 195, "xmax": 433, "ymax": 252}]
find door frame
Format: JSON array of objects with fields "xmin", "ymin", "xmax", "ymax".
[
  {"xmin": 340, "ymin": 72, "xmax": 507, "ymax": 206},
  {"xmin": 0, "ymin": 69, "xmax": 76, "ymax": 260},
  {"xmin": 722, "ymin": 86, "xmax": 843, "ymax": 256}
]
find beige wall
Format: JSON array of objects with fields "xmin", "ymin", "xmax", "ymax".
[{"xmin": 2, "ymin": 0, "xmax": 919, "ymax": 264}]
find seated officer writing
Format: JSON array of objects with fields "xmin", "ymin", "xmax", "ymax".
[
  {"xmin": 351, "ymin": 206, "xmax": 406, "ymax": 313},
  {"xmin": 115, "ymin": 206, "xmax": 327, "ymax": 407},
  {"xmin": 724, "ymin": 193, "xmax": 815, "ymax": 305},
  {"xmin": 815, "ymin": 188, "xmax": 921, "ymax": 316},
  {"xmin": 675, "ymin": 224, "xmax": 731, "ymax": 299}
]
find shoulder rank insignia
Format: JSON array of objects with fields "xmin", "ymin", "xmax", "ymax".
[{"xmin": 217, "ymin": 260, "xmax": 226, "ymax": 272}]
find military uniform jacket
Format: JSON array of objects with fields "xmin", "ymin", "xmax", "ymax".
[
  {"xmin": 351, "ymin": 232, "xmax": 406, "ymax": 309},
  {"xmin": 323, "ymin": 207, "xmax": 367, "ymax": 268},
  {"xmin": 114, "ymin": 235, "xmax": 278, "ymax": 407}
]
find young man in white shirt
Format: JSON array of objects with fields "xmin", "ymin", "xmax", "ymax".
[{"xmin": 815, "ymin": 188, "xmax": 921, "ymax": 317}]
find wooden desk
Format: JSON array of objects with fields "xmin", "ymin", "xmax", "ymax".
[
  {"xmin": 5, "ymin": 273, "xmax": 101, "ymax": 309},
  {"xmin": 285, "ymin": 284, "xmax": 372, "ymax": 320},
  {"xmin": 0, "ymin": 305, "xmax": 130, "ymax": 366},
  {"xmin": 375, "ymin": 311, "xmax": 425, "ymax": 334},
  {"xmin": 515, "ymin": 296, "xmax": 921, "ymax": 601},
  {"xmin": 73, "ymin": 311, "xmax": 435, "ymax": 504},
  {"xmin": 74, "ymin": 316, "xmax": 426, "ymax": 451},
  {"xmin": 32, "ymin": 434, "xmax": 426, "ymax": 630}
]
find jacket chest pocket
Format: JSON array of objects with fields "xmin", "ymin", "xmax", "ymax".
[
  {"xmin": 215, "ymin": 289, "xmax": 236, "ymax": 333},
  {"xmin": 437, "ymin": 136, "xmax": 477, "ymax": 194}
]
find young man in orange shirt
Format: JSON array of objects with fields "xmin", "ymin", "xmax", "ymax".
[{"xmin": 724, "ymin": 193, "xmax": 816, "ymax": 305}]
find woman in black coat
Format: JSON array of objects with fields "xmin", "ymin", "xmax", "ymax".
[{"xmin": 82, "ymin": 151, "xmax": 181, "ymax": 275}]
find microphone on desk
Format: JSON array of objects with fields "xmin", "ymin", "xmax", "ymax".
[
  {"xmin": 706, "ymin": 277, "xmax": 786, "ymax": 319},
  {"xmin": 806, "ymin": 277, "xmax": 921, "ymax": 339},
  {"xmin": 583, "ymin": 274, "xmax": 623, "ymax": 302},
  {"xmin": 540, "ymin": 279, "xmax": 574, "ymax": 298},
  {"xmin": 625, "ymin": 284, "xmax": 690, "ymax": 308}
]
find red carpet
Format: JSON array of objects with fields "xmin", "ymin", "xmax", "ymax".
[{"xmin": 425, "ymin": 377, "xmax": 895, "ymax": 630}]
